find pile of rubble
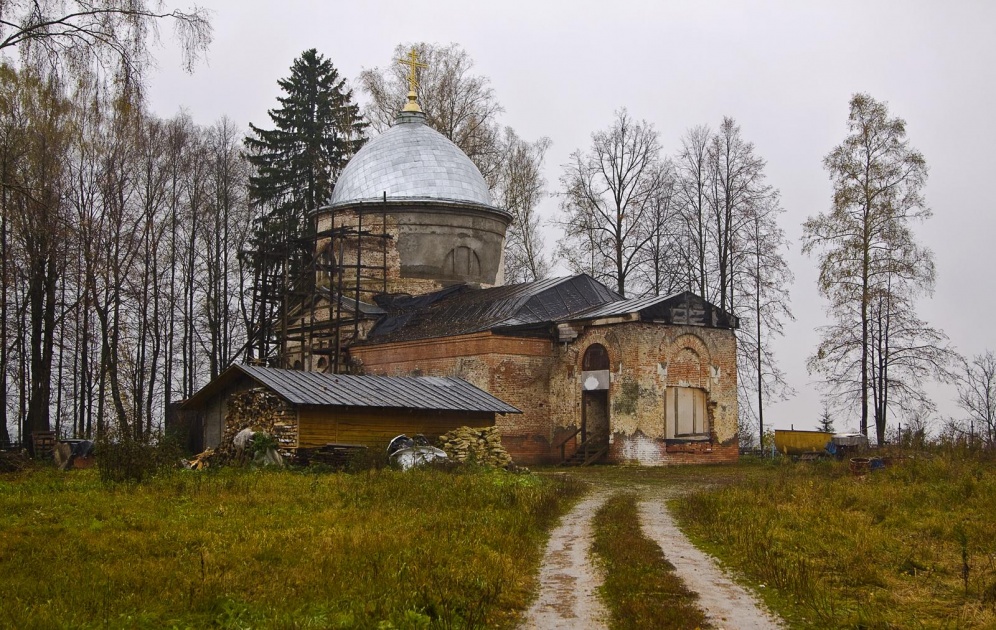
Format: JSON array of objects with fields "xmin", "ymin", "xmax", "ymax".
[{"xmin": 437, "ymin": 426, "xmax": 513, "ymax": 468}]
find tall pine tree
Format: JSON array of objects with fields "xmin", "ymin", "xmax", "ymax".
[
  {"xmin": 245, "ymin": 48, "xmax": 366, "ymax": 238},
  {"xmin": 244, "ymin": 49, "xmax": 366, "ymax": 364}
]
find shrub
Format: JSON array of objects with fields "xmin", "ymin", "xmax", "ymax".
[{"xmin": 96, "ymin": 431, "xmax": 182, "ymax": 483}]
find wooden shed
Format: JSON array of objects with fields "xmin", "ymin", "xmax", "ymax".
[{"xmin": 177, "ymin": 365, "xmax": 521, "ymax": 454}]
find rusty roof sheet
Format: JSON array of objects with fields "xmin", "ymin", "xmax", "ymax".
[
  {"xmin": 184, "ymin": 365, "xmax": 520, "ymax": 414},
  {"xmin": 366, "ymin": 274, "xmax": 621, "ymax": 343}
]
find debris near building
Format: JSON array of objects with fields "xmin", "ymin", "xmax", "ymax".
[
  {"xmin": 183, "ymin": 448, "xmax": 214, "ymax": 470},
  {"xmin": 0, "ymin": 450, "xmax": 31, "ymax": 473},
  {"xmin": 215, "ymin": 388, "xmax": 297, "ymax": 463},
  {"xmin": 438, "ymin": 426, "xmax": 513, "ymax": 468}
]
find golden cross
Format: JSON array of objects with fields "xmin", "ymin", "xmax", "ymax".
[{"xmin": 397, "ymin": 47, "xmax": 427, "ymax": 93}]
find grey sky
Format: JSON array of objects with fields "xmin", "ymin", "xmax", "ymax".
[{"xmin": 147, "ymin": 0, "xmax": 996, "ymax": 432}]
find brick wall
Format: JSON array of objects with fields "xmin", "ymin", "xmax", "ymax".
[
  {"xmin": 350, "ymin": 320, "xmax": 739, "ymax": 467},
  {"xmin": 350, "ymin": 333, "xmax": 556, "ymax": 463}
]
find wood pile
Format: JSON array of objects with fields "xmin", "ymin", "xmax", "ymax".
[
  {"xmin": 183, "ymin": 448, "xmax": 214, "ymax": 470},
  {"xmin": 437, "ymin": 426, "xmax": 512, "ymax": 468},
  {"xmin": 217, "ymin": 388, "xmax": 296, "ymax": 460}
]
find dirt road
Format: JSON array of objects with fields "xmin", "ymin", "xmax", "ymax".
[
  {"xmin": 519, "ymin": 475, "xmax": 783, "ymax": 630},
  {"xmin": 519, "ymin": 490, "xmax": 610, "ymax": 630}
]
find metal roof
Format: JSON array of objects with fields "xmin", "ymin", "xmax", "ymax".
[
  {"xmin": 183, "ymin": 365, "xmax": 520, "ymax": 414},
  {"xmin": 366, "ymin": 274, "xmax": 621, "ymax": 343},
  {"xmin": 327, "ymin": 111, "xmax": 495, "ymax": 210},
  {"xmin": 566, "ymin": 291, "xmax": 739, "ymax": 329},
  {"xmin": 568, "ymin": 293, "xmax": 683, "ymax": 320}
]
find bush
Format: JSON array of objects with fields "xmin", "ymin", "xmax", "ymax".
[{"xmin": 96, "ymin": 431, "xmax": 182, "ymax": 483}]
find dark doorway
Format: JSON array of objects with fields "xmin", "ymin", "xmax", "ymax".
[{"xmin": 582, "ymin": 390, "xmax": 609, "ymax": 445}]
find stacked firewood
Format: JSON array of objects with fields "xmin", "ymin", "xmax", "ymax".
[
  {"xmin": 437, "ymin": 426, "xmax": 512, "ymax": 468},
  {"xmin": 214, "ymin": 389, "xmax": 296, "ymax": 463}
]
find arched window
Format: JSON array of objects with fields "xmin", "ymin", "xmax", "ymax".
[
  {"xmin": 443, "ymin": 246, "xmax": 481, "ymax": 276},
  {"xmin": 582, "ymin": 344, "xmax": 610, "ymax": 371}
]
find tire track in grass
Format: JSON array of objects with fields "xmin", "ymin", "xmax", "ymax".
[
  {"xmin": 519, "ymin": 490, "xmax": 610, "ymax": 630},
  {"xmin": 638, "ymin": 498, "xmax": 785, "ymax": 630}
]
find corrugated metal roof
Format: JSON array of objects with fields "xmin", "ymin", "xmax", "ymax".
[
  {"xmin": 234, "ymin": 366, "xmax": 520, "ymax": 414},
  {"xmin": 569, "ymin": 293, "xmax": 683, "ymax": 320},
  {"xmin": 366, "ymin": 274, "xmax": 621, "ymax": 343}
]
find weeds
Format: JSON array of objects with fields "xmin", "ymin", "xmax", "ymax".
[
  {"xmin": 674, "ymin": 453, "xmax": 996, "ymax": 628},
  {"xmin": 592, "ymin": 492, "xmax": 710, "ymax": 630},
  {"xmin": 0, "ymin": 466, "xmax": 584, "ymax": 629}
]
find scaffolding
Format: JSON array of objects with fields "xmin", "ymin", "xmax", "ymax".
[{"xmin": 245, "ymin": 195, "xmax": 392, "ymax": 373}]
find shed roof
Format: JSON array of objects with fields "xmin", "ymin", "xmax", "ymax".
[
  {"xmin": 182, "ymin": 365, "xmax": 520, "ymax": 414},
  {"xmin": 366, "ymin": 274, "xmax": 621, "ymax": 343}
]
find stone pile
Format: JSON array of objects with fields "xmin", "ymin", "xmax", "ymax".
[{"xmin": 437, "ymin": 426, "xmax": 512, "ymax": 468}]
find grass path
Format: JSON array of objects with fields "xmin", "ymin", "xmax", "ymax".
[{"xmin": 522, "ymin": 468, "xmax": 784, "ymax": 630}]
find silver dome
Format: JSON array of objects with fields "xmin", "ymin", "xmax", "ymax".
[{"xmin": 328, "ymin": 111, "xmax": 495, "ymax": 209}]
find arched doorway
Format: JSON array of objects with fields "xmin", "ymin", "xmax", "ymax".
[{"xmin": 581, "ymin": 344, "xmax": 610, "ymax": 447}]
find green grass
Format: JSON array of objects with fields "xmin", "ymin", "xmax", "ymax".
[
  {"xmin": 673, "ymin": 454, "xmax": 996, "ymax": 628},
  {"xmin": 592, "ymin": 492, "xmax": 710, "ymax": 629},
  {"xmin": 0, "ymin": 466, "xmax": 585, "ymax": 629}
]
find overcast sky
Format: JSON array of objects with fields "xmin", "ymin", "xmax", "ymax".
[{"xmin": 146, "ymin": 0, "xmax": 996, "ymax": 433}]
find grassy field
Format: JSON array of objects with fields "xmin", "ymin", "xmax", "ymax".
[
  {"xmin": 592, "ymin": 492, "xmax": 710, "ymax": 630},
  {"xmin": 673, "ymin": 454, "xmax": 996, "ymax": 629},
  {"xmin": 0, "ymin": 466, "xmax": 584, "ymax": 629}
]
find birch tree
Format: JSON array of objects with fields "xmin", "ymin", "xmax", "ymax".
[
  {"xmin": 359, "ymin": 42, "xmax": 504, "ymax": 182},
  {"xmin": 803, "ymin": 93, "xmax": 950, "ymax": 444}
]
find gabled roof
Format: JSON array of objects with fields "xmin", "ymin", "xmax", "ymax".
[
  {"xmin": 181, "ymin": 365, "xmax": 520, "ymax": 414},
  {"xmin": 365, "ymin": 274, "xmax": 621, "ymax": 343},
  {"xmin": 567, "ymin": 291, "xmax": 739, "ymax": 329}
]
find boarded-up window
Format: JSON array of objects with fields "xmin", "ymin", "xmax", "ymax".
[{"xmin": 669, "ymin": 387, "xmax": 707, "ymax": 436}]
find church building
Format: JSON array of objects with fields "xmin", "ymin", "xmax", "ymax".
[{"xmin": 185, "ymin": 57, "xmax": 741, "ymax": 466}]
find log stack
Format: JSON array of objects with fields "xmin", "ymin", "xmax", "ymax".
[
  {"xmin": 437, "ymin": 426, "xmax": 512, "ymax": 468},
  {"xmin": 214, "ymin": 388, "xmax": 297, "ymax": 463}
]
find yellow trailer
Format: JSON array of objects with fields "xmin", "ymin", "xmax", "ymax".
[{"xmin": 774, "ymin": 429, "xmax": 832, "ymax": 456}]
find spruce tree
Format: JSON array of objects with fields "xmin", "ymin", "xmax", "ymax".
[
  {"xmin": 245, "ymin": 48, "xmax": 367, "ymax": 238},
  {"xmin": 244, "ymin": 49, "xmax": 366, "ymax": 364}
]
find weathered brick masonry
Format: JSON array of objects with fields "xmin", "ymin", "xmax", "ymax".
[{"xmin": 350, "ymin": 319, "xmax": 739, "ymax": 466}]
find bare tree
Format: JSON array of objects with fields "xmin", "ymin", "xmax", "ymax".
[
  {"xmin": 633, "ymin": 160, "xmax": 684, "ymax": 296},
  {"xmin": 358, "ymin": 42, "xmax": 503, "ymax": 182},
  {"xmin": 957, "ymin": 351, "xmax": 996, "ymax": 448},
  {"xmin": 557, "ymin": 109, "xmax": 663, "ymax": 297},
  {"xmin": 674, "ymin": 125, "xmax": 713, "ymax": 297},
  {"xmin": 493, "ymin": 128, "xmax": 551, "ymax": 283},
  {"xmin": 737, "ymin": 193, "xmax": 794, "ymax": 448},
  {"xmin": 0, "ymin": 0, "xmax": 211, "ymax": 82},
  {"xmin": 0, "ymin": 65, "xmax": 71, "ymax": 449},
  {"xmin": 707, "ymin": 117, "xmax": 770, "ymax": 314},
  {"xmin": 803, "ymin": 93, "xmax": 945, "ymax": 444}
]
